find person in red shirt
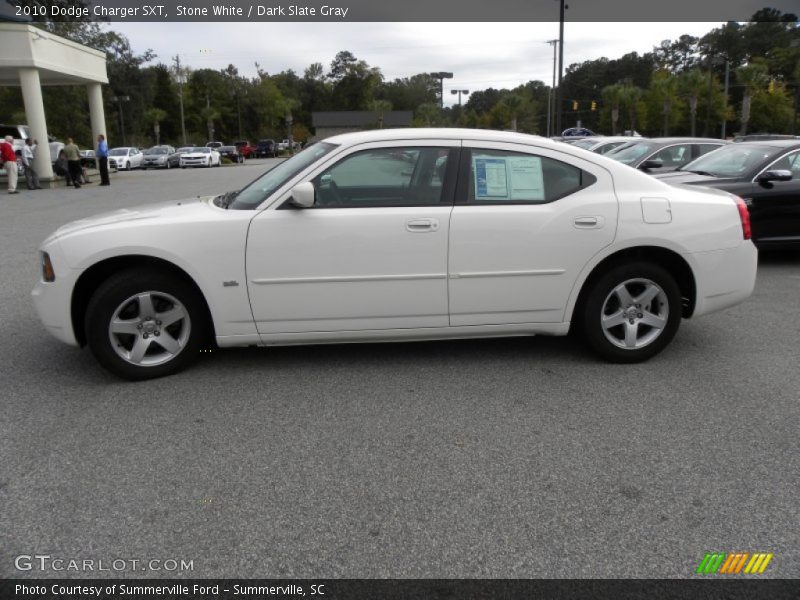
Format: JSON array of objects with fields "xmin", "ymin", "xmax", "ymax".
[{"xmin": 1, "ymin": 135, "xmax": 18, "ymax": 194}]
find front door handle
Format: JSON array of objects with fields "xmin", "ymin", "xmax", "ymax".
[{"xmin": 406, "ymin": 218, "xmax": 439, "ymax": 232}]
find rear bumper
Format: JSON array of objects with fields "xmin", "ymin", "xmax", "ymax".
[{"xmin": 689, "ymin": 241, "xmax": 758, "ymax": 318}]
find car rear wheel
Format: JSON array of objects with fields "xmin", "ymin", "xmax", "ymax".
[
  {"xmin": 85, "ymin": 269, "xmax": 209, "ymax": 380},
  {"xmin": 581, "ymin": 262, "xmax": 681, "ymax": 363}
]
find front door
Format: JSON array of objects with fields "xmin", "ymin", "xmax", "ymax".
[{"xmin": 246, "ymin": 142, "xmax": 459, "ymax": 335}]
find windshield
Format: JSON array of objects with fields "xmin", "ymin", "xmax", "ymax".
[
  {"xmin": 678, "ymin": 144, "xmax": 775, "ymax": 178},
  {"xmin": 146, "ymin": 147, "xmax": 168, "ymax": 154},
  {"xmin": 229, "ymin": 142, "xmax": 338, "ymax": 210},
  {"xmin": 177, "ymin": 147, "xmax": 192, "ymax": 153},
  {"xmin": 109, "ymin": 148, "xmax": 129, "ymax": 156},
  {"xmin": 608, "ymin": 142, "xmax": 655, "ymax": 164},
  {"xmin": 192, "ymin": 147, "xmax": 210, "ymax": 153},
  {"xmin": 571, "ymin": 139, "xmax": 597, "ymax": 150}
]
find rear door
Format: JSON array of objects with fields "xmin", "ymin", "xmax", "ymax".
[{"xmin": 448, "ymin": 141, "xmax": 618, "ymax": 326}]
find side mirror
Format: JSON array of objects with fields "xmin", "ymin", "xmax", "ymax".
[
  {"xmin": 288, "ymin": 181, "xmax": 315, "ymax": 208},
  {"xmin": 756, "ymin": 169, "xmax": 792, "ymax": 184},
  {"xmin": 639, "ymin": 159, "xmax": 663, "ymax": 170}
]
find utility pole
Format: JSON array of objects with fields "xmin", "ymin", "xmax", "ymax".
[
  {"xmin": 704, "ymin": 53, "xmax": 714, "ymax": 137},
  {"xmin": 555, "ymin": 0, "xmax": 565, "ymax": 135},
  {"xmin": 110, "ymin": 95, "xmax": 130, "ymax": 145},
  {"xmin": 721, "ymin": 60, "xmax": 730, "ymax": 139},
  {"xmin": 173, "ymin": 54, "xmax": 187, "ymax": 146},
  {"xmin": 546, "ymin": 39, "xmax": 558, "ymax": 137}
]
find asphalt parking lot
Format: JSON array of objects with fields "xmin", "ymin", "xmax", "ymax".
[{"xmin": 1, "ymin": 160, "xmax": 798, "ymax": 579}]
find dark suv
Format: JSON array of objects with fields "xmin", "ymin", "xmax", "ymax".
[{"xmin": 255, "ymin": 139, "xmax": 276, "ymax": 158}]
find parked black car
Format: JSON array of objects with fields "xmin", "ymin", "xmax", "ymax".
[
  {"xmin": 608, "ymin": 137, "xmax": 729, "ymax": 174},
  {"xmin": 218, "ymin": 145, "xmax": 243, "ymax": 163},
  {"xmin": 255, "ymin": 139, "xmax": 276, "ymax": 158},
  {"xmin": 655, "ymin": 140, "xmax": 800, "ymax": 248}
]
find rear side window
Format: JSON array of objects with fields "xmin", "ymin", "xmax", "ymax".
[{"xmin": 463, "ymin": 149, "xmax": 596, "ymax": 204}]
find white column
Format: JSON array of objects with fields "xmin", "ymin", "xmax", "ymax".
[
  {"xmin": 19, "ymin": 67, "xmax": 54, "ymax": 182},
  {"xmin": 87, "ymin": 82, "xmax": 106, "ymax": 146}
]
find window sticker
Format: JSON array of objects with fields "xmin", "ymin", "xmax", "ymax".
[
  {"xmin": 473, "ymin": 154, "xmax": 544, "ymax": 201},
  {"xmin": 474, "ymin": 157, "xmax": 509, "ymax": 199}
]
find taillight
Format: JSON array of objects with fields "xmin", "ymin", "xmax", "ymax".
[
  {"xmin": 734, "ymin": 197, "xmax": 751, "ymax": 240},
  {"xmin": 41, "ymin": 251, "xmax": 55, "ymax": 282}
]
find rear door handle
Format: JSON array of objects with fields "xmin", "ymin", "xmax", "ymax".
[
  {"xmin": 406, "ymin": 218, "xmax": 439, "ymax": 232},
  {"xmin": 573, "ymin": 216, "xmax": 603, "ymax": 228}
]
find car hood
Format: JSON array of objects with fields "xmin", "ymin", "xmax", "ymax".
[
  {"xmin": 182, "ymin": 152, "xmax": 211, "ymax": 158},
  {"xmin": 48, "ymin": 197, "xmax": 215, "ymax": 241}
]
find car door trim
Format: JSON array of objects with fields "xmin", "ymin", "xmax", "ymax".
[
  {"xmin": 449, "ymin": 269, "xmax": 566, "ymax": 279},
  {"xmin": 251, "ymin": 273, "xmax": 447, "ymax": 285}
]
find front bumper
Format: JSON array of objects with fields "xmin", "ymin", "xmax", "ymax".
[{"xmin": 31, "ymin": 241, "xmax": 81, "ymax": 347}]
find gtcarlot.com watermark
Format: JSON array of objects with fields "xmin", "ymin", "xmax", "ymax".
[{"xmin": 14, "ymin": 554, "xmax": 194, "ymax": 573}]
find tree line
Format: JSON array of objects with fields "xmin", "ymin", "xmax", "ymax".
[{"xmin": 0, "ymin": 8, "xmax": 797, "ymax": 149}]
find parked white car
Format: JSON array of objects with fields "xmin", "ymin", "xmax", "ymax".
[
  {"xmin": 32, "ymin": 128, "xmax": 757, "ymax": 380},
  {"xmin": 108, "ymin": 147, "xmax": 143, "ymax": 171},
  {"xmin": 179, "ymin": 146, "xmax": 221, "ymax": 168}
]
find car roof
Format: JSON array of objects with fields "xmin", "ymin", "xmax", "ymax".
[
  {"xmin": 324, "ymin": 128, "xmax": 564, "ymax": 148},
  {"xmin": 732, "ymin": 139, "xmax": 800, "ymax": 150}
]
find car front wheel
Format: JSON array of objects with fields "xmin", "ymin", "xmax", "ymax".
[
  {"xmin": 85, "ymin": 269, "xmax": 209, "ymax": 380},
  {"xmin": 581, "ymin": 262, "xmax": 681, "ymax": 363}
]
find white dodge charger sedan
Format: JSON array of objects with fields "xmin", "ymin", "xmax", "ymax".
[{"xmin": 32, "ymin": 129, "xmax": 757, "ymax": 380}]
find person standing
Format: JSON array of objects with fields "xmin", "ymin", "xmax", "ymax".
[
  {"xmin": 1, "ymin": 135, "xmax": 18, "ymax": 194},
  {"xmin": 63, "ymin": 138, "xmax": 82, "ymax": 188},
  {"xmin": 22, "ymin": 138, "xmax": 42, "ymax": 190},
  {"xmin": 96, "ymin": 134, "xmax": 110, "ymax": 186}
]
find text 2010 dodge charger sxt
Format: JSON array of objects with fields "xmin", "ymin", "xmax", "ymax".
[{"xmin": 33, "ymin": 129, "xmax": 757, "ymax": 380}]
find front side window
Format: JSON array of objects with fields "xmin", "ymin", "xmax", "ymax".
[
  {"xmin": 229, "ymin": 142, "xmax": 338, "ymax": 210},
  {"xmin": 465, "ymin": 149, "xmax": 593, "ymax": 204},
  {"xmin": 312, "ymin": 147, "xmax": 452, "ymax": 207},
  {"xmin": 765, "ymin": 150, "xmax": 800, "ymax": 179}
]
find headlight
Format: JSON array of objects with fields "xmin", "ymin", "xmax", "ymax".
[{"xmin": 41, "ymin": 251, "xmax": 55, "ymax": 282}]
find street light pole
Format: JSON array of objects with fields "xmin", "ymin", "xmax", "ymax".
[
  {"xmin": 450, "ymin": 89, "xmax": 470, "ymax": 106},
  {"xmin": 430, "ymin": 72, "xmax": 454, "ymax": 109}
]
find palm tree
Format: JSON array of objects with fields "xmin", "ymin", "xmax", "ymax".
[
  {"xmin": 650, "ymin": 73, "xmax": 679, "ymax": 136},
  {"xmin": 602, "ymin": 84, "xmax": 625, "ymax": 135},
  {"xmin": 619, "ymin": 83, "xmax": 642, "ymax": 134},
  {"xmin": 736, "ymin": 62, "xmax": 769, "ymax": 136},
  {"xmin": 501, "ymin": 94, "xmax": 525, "ymax": 131},
  {"xmin": 679, "ymin": 69, "xmax": 706, "ymax": 136},
  {"xmin": 143, "ymin": 108, "xmax": 167, "ymax": 145},
  {"xmin": 369, "ymin": 99, "xmax": 393, "ymax": 128}
]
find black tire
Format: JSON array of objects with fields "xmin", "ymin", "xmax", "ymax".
[
  {"xmin": 581, "ymin": 262, "xmax": 681, "ymax": 363},
  {"xmin": 85, "ymin": 269, "xmax": 210, "ymax": 380}
]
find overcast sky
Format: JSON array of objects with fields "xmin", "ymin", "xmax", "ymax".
[{"xmin": 113, "ymin": 22, "xmax": 720, "ymax": 106}]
